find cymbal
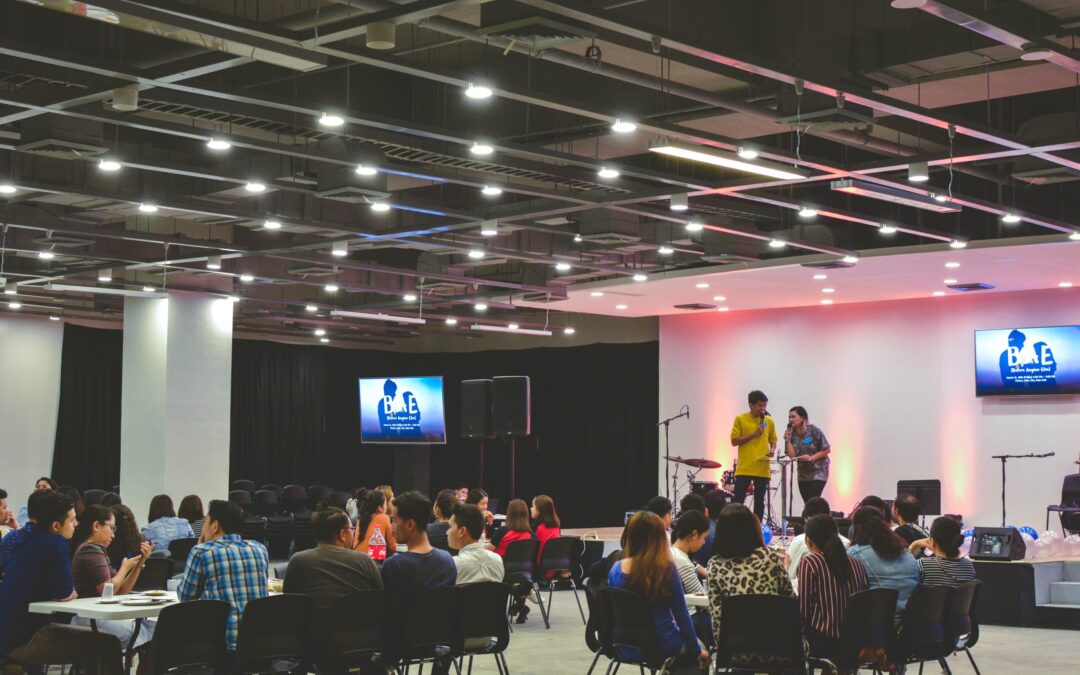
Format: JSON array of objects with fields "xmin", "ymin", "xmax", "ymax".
[{"xmin": 664, "ymin": 456, "xmax": 722, "ymax": 469}]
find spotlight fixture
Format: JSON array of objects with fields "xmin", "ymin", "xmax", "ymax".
[
  {"xmin": 318, "ymin": 112, "xmax": 345, "ymax": 128},
  {"xmin": 98, "ymin": 159, "xmax": 122, "ymax": 172},
  {"xmin": 907, "ymin": 162, "xmax": 930, "ymax": 182},
  {"xmin": 465, "ymin": 82, "xmax": 493, "ymax": 100},
  {"xmin": 563, "ymin": 326, "xmax": 576, "ymax": 335},
  {"xmin": 355, "ymin": 164, "xmax": 378, "ymax": 176},
  {"xmin": 263, "ymin": 219, "xmax": 282, "ymax": 230},
  {"xmin": 695, "ymin": 282, "xmax": 709, "ymax": 289},
  {"xmin": 244, "ymin": 181, "xmax": 266, "ymax": 193},
  {"xmin": 138, "ymin": 203, "xmax": 158, "ymax": 213},
  {"xmin": 305, "ymin": 304, "xmax": 318, "ymax": 312},
  {"xmin": 324, "ymin": 283, "xmax": 339, "ymax": 293},
  {"xmin": 615, "ymin": 304, "xmax": 628, "ymax": 310},
  {"xmin": 474, "ymin": 303, "xmax": 488, "ymax": 311},
  {"xmin": 669, "ymin": 194, "xmax": 689, "ymax": 211},
  {"xmin": 822, "ymin": 288, "xmax": 835, "ymax": 293},
  {"xmin": 479, "ymin": 220, "xmax": 498, "ymax": 237},
  {"xmin": 206, "ymin": 137, "xmax": 232, "ymax": 151},
  {"xmin": 950, "ymin": 240, "xmax": 968, "ymax": 249},
  {"xmin": 932, "ymin": 193, "xmax": 949, "ymax": 203},
  {"xmin": 685, "ymin": 221, "xmax": 703, "ymax": 232},
  {"xmin": 1070, "ymin": 231, "xmax": 1080, "ymax": 241},
  {"xmin": 649, "ymin": 141, "xmax": 808, "ymax": 180},
  {"xmin": 239, "ymin": 274, "xmax": 254, "ymax": 283},
  {"xmin": 632, "ymin": 273, "xmax": 648, "ymax": 282},
  {"xmin": 610, "ymin": 118, "xmax": 637, "ymax": 133},
  {"xmin": 842, "ymin": 255, "xmax": 860, "ymax": 264},
  {"xmin": 736, "ymin": 146, "xmax": 759, "ymax": 160},
  {"xmin": 768, "ymin": 239, "xmax": 786, "ymax": 248},
  {"xmin": 332, "ymin": 241, "xmax": 349, "ymax": 257},
  {"xmin": 945, "ymin": 262, "xmax": 960, "ymax": 268},
  {"xmin": 590, "ymin": 291, "xmax": 604, "ymax": 297},
  {"xmin": 370, "ymin": 201, "xmax": 391, "ymax": 212},
  {"xmin": 366, "ymin": 21, "xmax": 396, "ymax": 49},
  {"xmin": 470, "ymin": 141, "xmax": 494, "ymax": 156},
  {"xmin": 1001, "ymin": 213, "xmax": 1022, "ymax": 224},
  {"xmin": 0, "ymin": 184, "xmax": 17, "ymax": 195},
  {"xmin": 555, "ymin": 262, "xmax": 572, "ymax": 272},
  {"xmin": 831, "ymin": 179, "xmax": 961, "ymax": 213},
  {"xmin": 1020, "ymin": 44, "xmax": 1055, "ymax": 62},
  {"xmin": 445, "ymin": 318, "xmax": 458, "ymax": 326},
  {"xmin": 467, "ymin": 249, "xmax": 485, "ymax": 260},
  {"xmin": 813, "ymin": 274, "xmax": 827, "ymax": 280},
  {"xmin": 98, "ymin": 268, "xmax": 112, "ymax": 282},
  {"xmin": 573, "ymin": 234, "xmax": 583, "ymax": 243},
  {"xmin": 320, "ymin": 337, "xmax": 330, "ymax": 343},
  {"xmin": 713, "ymin": 295, "xmax": 726, "ymax": 302},
  {"xmin": 933, "ymin": 291, "xmax": 946, "ymax": 297},
  {"xmin": 403, "ymin": 294, "xmax": 417, "ymax": 302},
  {"xmin": 314, "ymin": 328, "xmax": 326, "ymax": 337},
  {"xmin": 8, "ymin": 301, "xmax": 21, "ymax": 309},
  {"xmin": 206, "ymin": 256, "xmax": 222, "ymax": 270},
  {"xmin": 481, "ymin": 185, "xmax": 503, "ymax": 196},
  {"xmin": 4, "ymin": 282, "xmax": 16, "ymax": 295},
  {"xmin": 944, "ymin": 279, "xmax": 958, "ymax": 285},
  {"xmin": 38, "ymin": 251, "xmax": 55, "ymax": 260},
  {"xmin": 797, "ymin": 207, "xmax": 818, "ymax": 218},
  {"xmin": 657, "ymin": 246, "xmax": 674, "ymax": 255},
  {"xmin": 878, "ymin": 224, "xmax": 898, "ymax": 234},
  {"xmin": 597, "ymin": 167, "xmax": 620, "ymax": 179},
  {"xmin": 821, "ymin": 299, "xmax": 834, "ymax": 305}
]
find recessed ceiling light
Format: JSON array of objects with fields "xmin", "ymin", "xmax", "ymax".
[
  {"xmin": 206, "ymin": 255, "xmax": 222, "ymax": 270},
  {"xmin": 0, "ymin": 184, "xmax": 17, "ymax": 195},
  {"xmin": 798, "ymin": 207, "xmax": 818, "ymax": 218},
  {"xmin": 632, "ymin": 273, "xmax": 647, "ymax": 282},
  {"xmin": 1001, "ymin": 213, "xmax": 1021, "ymax": 224},
  {"xmin": 932, "ymin": 291, "xmax": 946, "ymax": 297},
  {"xmin": 319, "ymin": 113, "xmax": 345, "ymax": 127},
  {"xmin": 945, "ymin": 262, "xmax": 960, "ymax": 268},
  {"xmin": 891, "ymin": 0, "xmax": 928, "ymax": 8},
  {"xmin": 950, "ymin": 240, "xmax": 968, "ymax": 249},
  {"xmin": 138, "ymin": 203, "xmax": 158, "ymax": 213},
  {"xmin": 98, "ymin": 159, "xmax": 122, "ymax": 172},
  {"xmin": 590, "ymin": 291, "xmax": 604, "ymax": 297},
  {"xmin": 244, "ymin": 181, "xmax": 266, "ymax": 193},
  {"xmin": 507, "ymin": 323, "xmax": 519, "ymax": 330},
  {"xmin": 49, "ymin": 315, "xmax": 60, "ymax": 321},
  {"xmin": 563, "ymin": 326, "xmax": 576, "ymax": 335},
  {"xmin": 597, "ymin": 167, "xmax": 620, "ymax": 179},
  {"xmin": 717, "ymin": 307, "xmax": 729, "ymax": 312},
  {"xmin": 142, "ymin": 286, "xmax": 154, "ymax": 293},
  {"xmin": 481, "ymin": 185, "xmax": 503, "ymax": 196},
  {"xmin": 468, "ymin": 249, "xmax": 485, "ymax": 260},
  {"xmin": 931, "ymin": 193, "xmax": 949, "ymax": 203},
  {"xmin": 305, "ymin": 305, "xmax": 318, "ymax": 312},
  {"xmin": 713, "ymin": 295, "xmax": 726, "ymax": 302},
  {"xmin": 332, "ymin": 241, "xmax": 349, "ymax": 257},
  {"xmin": 573, "ymin": 234, "xmax": 583, "ymax": 243},
  {"xmin": 768, "ymin": 239, "xmax": 786, "ymax": 248},
  {"xmin": 1020, "ymin": 44, "xmax": 1055, "ymax": 62},
  {"xmin": 470, "ymin": 141, "xmax": 494, "ymax": 156},
  {"xmin": 465, "ymin": 83, "xmax": 493, "ymax": 100},
  {"xmin": 657, "ymin": 246, "xmax": 674, "ymax": 255},
  {"xmin": 813, "ymin": 274, "xmax": 827, "ymax": 280},
  {"xmin": 820, "ymin": 299, "xmax": 833, "ymax": 305},
  {"xmin": 685, "ymin": 221, "xmax": 703, "ymax": 232},
  {"xmin": 611, "ymin": 118, "xmax": 637, "ymax": 133},
  {"xmin": 480, "ymin": 220, "xmax": 498, "ymax": 237},
  {"xmin": 944, "ymin": 279, "xmax": 957, "ymax": 285},
  {"xmin": 842, "ymin": 255, "xmax": 859, "ymax": 264},
  {"xmin": 239, "ymin": 274, "xmax": 254, "ymax": 282},
  {"xmin": 355, "ymin": 164, "xmax": 378, "ymax": 176},
  {"xmin": 474, "ymin": 303, "xmax": 488, "ymax": 311},
  {"xmin": 403, "ymin": 293, "xmax": 417, "ymax": 302},
  {"xmin": 314, "ymin": 328, "xmax": 326, "ymax": 336},
  {"xmin": 263, "ymin": 219, "xmax": 282, "ymax": 230},
  {"xmin": 228, "ymin": 295, "xmax": 241, "ymax": 303},
  {"xmin": 1070, "ymin": 231, "xmax": 1080, "ymax": 241},
  {"xmin": 670, "ymin": 194, "xmax": 688, "ymax": 211},
  {"xmin": 97, "ymin": 269, "xmax": 112, "ymax": 282},
  {"xmin": 736, "ymin": 146, "xmax": 758, "ymax": 160},
  {"xmin": 555, "ymin": 262, "xmax": 571, "ymax": 272},
  {"xmin": 324, "ymin": 283, "xmax": 339, "ymax": 293},
  {"xmin": 320, "ymin": 337, "xmax": 330, "ymax": 343},
  {"xmin": 445, "ymin": 318, "xmax": 458, "ymax": 325},
  {"xmin": 879, "ymin": 224, "xmax": 898, "ymax": 234},
  {"xmin": 8, "ymin": 301, "xmax": 21, "ymax": 309},
  {"xmin": 695, "ymin": 282, "xmax": 709, "ymax": 289},
  {"xmin": 822, "ymin": 288, "xmax": 835, "ymax": 293},
  {"xmin": 615, "ymin": 304, "xmax": 628, "ymax": 310},
  {"xmin": 3, "ymin": 283, "xmax": 15, "ymax": 295},
  {"xmin": 38, "ymin": 251, "xmax": 55, "ymax": 260},
  {"xmin": 1060, "ymin": 282, "xmax": 1074, "ymax": 288},
  {"xmin": 908, "ymin": 161, "xmax": 930, "ymax": 182},
  {"xmin": 206, "ymin": 138, "xmax": 232, "ymax": 151},
  {"xmin": 370, "ymin": 201, "xmax": 391, "ymax": 212}
]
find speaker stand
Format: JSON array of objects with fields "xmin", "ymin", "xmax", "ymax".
[
  {"xmin": 478, "ymin": 438, "xmax": 486, "ymax": 488},
  {"xmin": 508, "ymin": 434, "xmax": 517, "ymax": 500}
]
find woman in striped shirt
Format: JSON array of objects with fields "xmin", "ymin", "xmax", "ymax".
[
  {"xmin": 909, "ymin": 516, "xmax": 975, "ymax": 587},
  {"xmin": 797, "ymin": 514, "xmax": 869, "ymax": 662},
  {"xmin": 670, "ymin": 509, "xmax": 712, "ymax": 644}
]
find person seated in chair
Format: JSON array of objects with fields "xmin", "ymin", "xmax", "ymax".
[
  {"xmin": 427, "ymin": 489, "xmax": 458, "ymax": 554},
  {"xmin": 644, "ymin": 496, "xmax": 674, "ymax": 530},
  {"xmin": 798, "ymin": 515, "xmax": 868, "ymax": 663},
  {"xmin": 909, "ymin": 516, "xmax": 975, "ymax": 587},
  {"xmin": 847, "ymin": 506, "xmax": 919, "ymax": 624},
  {"xmin": 449, "ymin": 503, "xmax": 503, "ymax": 585},
  {"xmin": 141, "ymin": 494, "xmax": 194, "ymax": 550},
  {"xmin": 891, "ymin": 494, "xmax": 929, "ymax": 545},
  {"xmin": 786, "ymin": 497, "xmax": 849, "ymax": 591}
]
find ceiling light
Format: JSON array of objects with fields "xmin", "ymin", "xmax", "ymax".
[
  {"xmin": 314, "ymin": 328, "xmax": 326, "ymax": 336},
  {"xmin": 244, "ymin": 181, "xmax": 266, "ymax": 193},
  {"xmin": 945, "ymin": 262, "xmax": 960, "ymax": 268},
  {"xmin": 713, "ymin": 295, "xmax": 727, "ymax": 302},
  {"xmin": 649, "ymin": 141, "xmax": 808, "ymax": 180},
  {"xmin": 470, "ymin": 323, "xmax": 552, "ymax": 336},
  {"xmin": 590, "ymin": 291, "xmax": 604, "ymax": 297},
  {"xmin": 480, "ymin": 220, "xmax": 498, "ymax": 237},
  {"xmin": 932, "ymin": 193, "xmax": 949, "ymax": 203},
  {"xmin": 717, "ymin": 307, "xmax": 729, "ymax": 312},
  {"xmin": 944, "ymin": 279, "xmax": 958, "ymax": 285},
  {"xmin": 445, "ymin": 318, "xmax": 458, "ymax": 326},
  {"xmin": 813, "ymin": 274, "xmax": 827, "ymax": 280},
  {"xmin": 768, "ymin": 239, "xmax": 787, "ymax": 248},
  {"xmin": 933, "ymin": 291, "xmax": 946, "ymax": 297},
  {"xmin": 366, "ymin": 21, "xmax": 396, "ymax": 49},
  {"xmin": 597, "ymin": 167, "xmax": 620, "ymax": 179},
  {"xmin": 842, "ymin": 255, "xmax": 860, "ymax": 264},
  {"xmin": 138, "ymin": 203, "xmax": 158, "ymax": 213},
  {"xmin": 657, "ymin": 246, "xmax": 674, "ymax": 255},
  {"xmin": 669, "ymin": 194, "xmax": 688, "ymax": 211},
  {"xmin": 332, "ymin": 241, "xmax": 349, "ymax": 257},
  {"xmin": 370, "ymin": 201, "xmax": 391, "ymax": 212},
  {"xmin": 0, "ymin": 184, "xmax": 17, "ymax": 195},
  {"xmin": 331, "ymin": 309, "xmax": 427, "ymax": 325},
  {"xmin": 239, "ymin": 273, "xmax": 254, "ymax": 283},
  {"xmin": 611, "ymin": 118, "xmax": 637, "ymax": 133},
  {"xmin": 695, "ymin": 282, "xmax": 709, "ymax": 289},
  {"xmin": 908, "ymin": 162, "xmax": 930, "ymax": 182},
  {"xmin": 305, "ymin": 304, "xmax": 318, "ymax": 312},
  {"xmin": 320, "ymin": 337, "xmax": 330, "ymax": 343},
  {"xmin": 49, "ymin": 315, "xmax": 60, "ymax": 321},
  {"xmin": 822, "ymin": 288, "xmax": 835, "ymax": 293},
  {"xmin": 465, "ymin": 83, "xmax": 493, "ymax": 100},
  {"xmin": 355, "ymin": 164, "xmax": 378, "ymax": 176},
  {"xmin": 820, "ymin": 299, "xmax": 833, "ymax": 305},
  {"xmin": 891, "ymin": 0, "xmax": 927, "ymax": 8},
  {"xmin": 555, "ymin": 262, "xmax": 571, "ymax": 272},
  {"xmin": 468, "ymin": 249, "xmax": 485, "ymax": 260},
  {"xmin": 798, "ymin": 207, "xmax": 818, "ymax": 218},
  {"xmin": 950, "ymin": 240, "xmax": 968, "ymax": 249},
  {"xmin": 98, "ymin": 269, "xmax": 112, "ymax": 282},
  {"xmin": 563, "ymin": 326, "xmax": 576, "ymax": 335},
  {"xmin": 736, "ymin": 146, "xmax": 759, "ymax": 160},
  {"xmin": 879, "ymin": 224, "xmax": 898, "ymax": 234},
  {"xmin": 1060, "ymin": 282, "xmax": 1074, "ymax": 288},
  {"xmin": 206, "ymin": 138, "xmax": 231, "ymax": 151},
  {"xmin": 318, "ymin": 112, "xmax": 345, "ymax": 128},
  {"xmin": 38, "ymin": 251, "xmax": 55, "ymax": 260},
  {"xmin": 45, "ymin": 283, "xmax": 163, "ymax": 298},
  {"xmin": 632, "ymin": 273, "xmax": 647, "ymax": 282},
  {"xmin": 1020, "ymin": 44, "xmax": 1055, "ymax": 62},
  {"xmin": 263, "ymin": 219, "xmax": 282, "ymax": 230},
  {"xmin": 1070, "ymin": 231, "xmax": 1080, "ymax": 241},
  {"xmin": 8, "ymin": 302, "xmax": 21, "ymax": 310},
  {"xmin": 573, "ymin": 234, "xmax": 583, "ymax": 243},
  {"xmin": 206, "ymin": 255, "xmax": 222, "ymax": 270},
  {"xmin": 481, "ymin": 185, "xmax": 503, "ymax": 196},
  {"xmin": 98, "ymin": 159, "xmax": 122, "ymax": 172},
  {"xmin": 403, "ymin": 293, "xmax": 417, "ymax": 302},
  {"xmin": 685, "ymin": 221, "xmax": 703, "ymax": 232},
  {"xmin": 615, "ymin": 304, "xmax": 628, "ymax": 310},
  {"xmin": 228, "ymin": 294, "xmax": 241, "ymax": 302},
  {"xmin": 1001, "ymin": 213, "xmax": 1021, "ymax": 224},
  {"xmin": 470, "ymin": 141, "xmax": 494, "ymax": 156},
  {"xmin": 324, "ymin": 283, "xmax": 339, "ymax": 293},
  {"xmin": 142, "ymin": 286, "xmax": 154, "ymax": 293},
  {"xmin": 474, "ymin": 303, "xmax": 488, "ymax": 311},
  {"xmin": 831, "ymin": 179, "xmax": 961, "ymax": 213},
  {"xmin": 4, "ymin": 283, "xmax": 17, "ymax": 295},
  {"xmin": 508, "ymin": 323, "xmax": 519, "ymax": 330}
]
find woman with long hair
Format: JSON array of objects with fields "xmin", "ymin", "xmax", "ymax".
[
  {"xmin": 798, "ymin": 514, "xmax": 869, "ymax": 661},
  {"xmin": 353, "ymin": 489, "xmax": 395, "ymax": 560},
  {"xmin": 141, "ymin": 494, "xmax": 193, "ymax": 549},
  {"xmin": 909, "ymin": 516, "xmax": 975, "ymax": 587},
  {"xmin": 608, "ymin": 511, "xmax": 708, "ymax": 666},
  {"xmin": 531, "ymin": 494, "xmax": 560, "ymax": 561},
  {"xmin": 783, "ymin": 406, "xmax": 832, "ymax": 503},
  {"xmin": 847, "ymin": 506, "xmax": 920, "ymax": 621},
  {"xmin": 107, "ymin": 504, "xmax": 145, "ymax": 571},
  {"xmin": 489, "ymin": 499, "xmax": 537, "ymax": 623},
  {"xmin": 466, "ymin": 488, "xmax": 494, "ymax": 527},
  {"xmin": 56, "ymin": 486, "xmax": 84, "ymax": 518},
  {"xmin": 178, "ymin": 495, "xmax": 205, "ymax": 539}
]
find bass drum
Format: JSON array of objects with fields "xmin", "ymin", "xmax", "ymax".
[{"xmin": 721, "ymin": 461, "xmax": 754, "ymax": 495}]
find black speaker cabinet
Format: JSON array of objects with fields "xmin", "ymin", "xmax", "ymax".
[
  {"xmin": 969, "ymin": 527, "xmax": 1027, "ymax": 561},
  {"xmin": 492, "ymin": 375, "xmax": 530, "ymax": 436},
  {"xmin": 460, "ymin": 379, "xmax": 493, "ymax": 439}
]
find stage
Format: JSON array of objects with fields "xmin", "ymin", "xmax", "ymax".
[{"xmin": 974, "ymin": 558, "xmax": 1080, "ymax": 629}]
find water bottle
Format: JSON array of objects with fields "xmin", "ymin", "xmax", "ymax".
[
  {"xmin": 369, "ymin": 526, "xmax": 387, "ymax": 562},
  {"xmin": 102, "ymin": 582, "xmax": 114, "ymax": 599}
]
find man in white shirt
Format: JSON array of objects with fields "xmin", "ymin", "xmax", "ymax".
[
  {"xmin": 786, "ymin": 497, "xmax": 849, "ymax": 591},
  {"xmin": 448, "ymin": 503, "xmax": 504, "ymax": 585}
]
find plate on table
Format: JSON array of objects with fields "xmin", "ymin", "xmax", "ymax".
[
  {"xmin": 143, "ymin": 590, "xmax": 167, "ymax": 597},
  {"xmin": 97, "ymin": 598, "xmax": 120, "ymax": 604},
  {"xmin": 121, "ymin": 598, "xmax": 168, "ymax": 606}
]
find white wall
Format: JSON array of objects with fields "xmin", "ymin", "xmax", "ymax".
[
  {"xmin": 659, "ymin": 288, "xmax": 1080, "ymax": 531},
  {"xmin": 0, "ymin": 316, "xmax": 63, "ymax": 514}
]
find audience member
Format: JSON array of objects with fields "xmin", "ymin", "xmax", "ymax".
[
  {"xmin": 532, "ymin": 494, "xmax": 561, "ymax": 562},
  {"xmin": 375, "ymin": 485, "xmax": 395, "ymax": 510},
  {"xmin": 847, "ymin": 506, "xmax": 920, "ymax": 622},
  {"xmin": 645, "ymin": 496, "xmax": 674, "ymax": 529},
  {"xmin": 15, "ymin": 477, "xmax": 56, "ymax": 525},
  {"xmin": 786, "ymin": 497, "xmax": 849, "ymax": 589},
  {"xmin": 466, "ymin": 488, "xmax": 495, "ymax": 527},
  {"xmin": 0, "ymin": 488, "xmax": 16, "ymax": 537},
  {"xmin": 0, "ymin": 489, "xmax": 50, "ymax": 574},
  {"xmin": 670, "ymin": 510, "xmax": 710, "ymax": 594},
  {"xmin": 892, "ymin": 494, "xmax": 929, "ymax": 545},
  {"xmin": 679, "ymin": 493, "xmax": 715, "ymax": 568},
  {"xmin": 71, "ymin": 504, "xmax": 155, "ymax": 647},
  {"xmin": 178, "ymin": 494, "xmax": 206, "ymax": 539},
  {"xmin": 455, "ymin": 484, "xmax": 470, "ymax": 502},
  {"xmin": 353, "ymin": 489, "xmax": 396, "ymax": 560},
  {"xmin": 57, "ymin": 486, "xmax": 85, "ymax": 517},
  {"xmin": 428, "ymin": 489, "xmax": 458, "ymax": 553},
  {"xmin": 854, "ymin": 495, "xmax": 889, "ymax": 521},
  {"xmin": 0, "ymin": 491, "xmax": 124, "ymax": 675},
  {"xmin": 178, "ymin": 499, "xmax": 269, "ymax": 651},
  {"xmin": 798, "ymin": 514, "xmax": 869, "ymax": 662},
  {"xmin": 910, "ymin": 516, "xmax": 975, "ymax": 587},
  {"xmin": 449, "ymin": 503, "xmax": 503, "ymax": 584},
  {"xmin": 345, "ymin": 487, "xmax": 368, "ymax": 521},
  {"xmin": 107, "ymin": 504, "xmax": 144, "ymax": 572},
  {"xmin": 608, "ymin": 511, "xmax": 708, "ymax": 667},
  {"xmin": 142, "ymin": 494, "xmax": 194, "ymax": 549},
  {"xmin": 489, "ymin": 498, "xmax": 535, "ymax": 557}
]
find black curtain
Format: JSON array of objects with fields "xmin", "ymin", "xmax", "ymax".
[
  {"xmin": 51, "ymin": 324, "xmax": 123, "ymax": 491},
  {"xmin": 230, "ymin": 340, "xmax": 659, "ymax": 527}
]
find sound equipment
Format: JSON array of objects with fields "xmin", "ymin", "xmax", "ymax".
[
  {"xmin": 897, "ymin": 479, "xmax": 942, "ymax": 516},
  {"xmin": 492, "ymin": 376, "xmax": 530, "ymax": 436},
  {"xmin": 690, "ymin": 481, "xmax": 718, "ymax": 497},
  {"xmin": 460, "ymin": 379, "xmax": 494, "ymax": 439},
  {"xmin": 969, "ymin": 526, "xmax": 1027, "ymax": 561}
]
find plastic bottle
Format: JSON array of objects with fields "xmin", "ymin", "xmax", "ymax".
[{"xmin": 369, "ymin": 525, "xmax": 387, "ymax": 562}]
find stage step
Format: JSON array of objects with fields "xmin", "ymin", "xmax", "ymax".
[
  {"xmin": 1063, "ymin": 561, "xmax": 1080, "ymax": 582},
  {"xmin": 1048, "ymin": 581, "xmax": 1080, "ymax": 605}
]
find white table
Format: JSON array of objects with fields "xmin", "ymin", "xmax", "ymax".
[
  {"xmin": 28, "ymin": 591, "xmax": 179, "ymax": 621},
  {"xmin": 685, "ymin": 593, "xmax": 707, "ymax": 608}
]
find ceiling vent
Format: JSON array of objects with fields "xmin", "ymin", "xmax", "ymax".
[
  {"xmin": 315, "ymin": 166, "xmax": 389, "ymax": 203},
  {"xmin": 30, "ymin": 233, "xmax": 95, "ymax": 249},
  {"xmin": 479, "ymin": 4, "xmax": 594, "ymax": 50},
  {"xmin": 287, "ymin": 263, "xmax": 339, "ymax": 277},
  {"xmin": 577, "ymin": 210, "xmax": 642, "ymax": 245},
  {"xmin": 1011, "ymin": 167, "xmax": 1080, "ymax": 186},
  {"xmin": 802, "ymin": 260, "xmax": 857, "ymax": 270},
  {"xmin": 17, "ymin": 116, "xmax": 107, "ymax": 159},
  {"xmin": 776, "ymin": 100, "xmax": 874, "ymax": 133},
  {"xmin": 673, "ymin": 303, "xmax": 716, "ymax": 310},
  {"xmin": 947, "ymin": 282, "xmax": 995, "ymax": 292}
]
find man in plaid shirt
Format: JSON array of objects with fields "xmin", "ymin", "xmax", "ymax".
[{"xmin": 178, "ymin": 499, "xmax": 268, "ymax": 650}]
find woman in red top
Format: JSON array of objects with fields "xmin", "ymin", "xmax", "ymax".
[
  {"xmin": 532, "ymin": 494, "xmax": 561, "ymax": 562},
  {"xmin": 489, "ymin": 499, "xmax": 533, "ymax": 556}
]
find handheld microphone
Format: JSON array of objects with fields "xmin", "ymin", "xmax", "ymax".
[{"xmin": 685, "ymin": 404, "xmax": 691, "ymax": 420}]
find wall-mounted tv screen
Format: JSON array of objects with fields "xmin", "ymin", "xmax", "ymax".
[
  {"xmin": 975, "ymin": 325, "xmax": 1080, "ymax": 397},
  {"xmin": 358, "ymin": 376, "xmax": 447, "ymax": 444}
]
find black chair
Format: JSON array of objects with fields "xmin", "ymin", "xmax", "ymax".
[
  {"xmin": 266, "ymin": 514, "xmax": 294, "ymax": 559},
  {"xmin": 598, "ymin": 587, "xmax": 682, "ymax": 675},
  {"xmin": 944, "ymin": 580, "xmax": 982, "ymax": 675},
  {"xmin": 896, "ymin": 585, "xmax": 952, "ymax": 672},
  {"xmin": 292, "ymin": 512, "xmax": 316, "ymax": 552},
  {"xmin": 241, "ymin": 515, "xmax": 268, "ymax": 544},
  {"xmin": 1046, "ymin": 473, "xmax": 1080, "ymax": 534},
  {"xmin": 230, "ymin": 490, "xmax": 254, "ymax": 511},
  {"xmin": 321, "ymin": 590, "xmax": 390, "ymax": 672},
  {"xmin": 535, "ymin": 536, "xmax": 587, "ymax": 625},
  {"xmin": 231, "ymin": 594, "xmax": 314, "ymax": 674},
  {"xmin": 399, "ymin": 587, "xmax": 461, "ymax": 674},
  {"xmin": 583, "ymin": 575, "xmax": 615, "ymax": 675},
  {"xmin": 100, "ymin": 492, "xmax": 121, "ymax": 507},
  {"xmin": 307, "ymin": 485, "xmax": 333, "ymax": 509},
  {"xmin": 167, "ymin": 537, "xmax": 198, "ymax": 574},
  {"xmin": 83, "ymin": 489, "xmax": 107, "ymax": 506},
  {"xmin": 283, "ymin": 484, "xmax": 308, "ymax": 512},
  {"xmin": 253, "ymin": 489, "xmax": 280, "ymax": 517},
  {"xmin": 110, "ymin": 484, "xmax": 120, "ymax": 495},
  {"xmin": 144, "ymin": 600, "xmax": 230, "ymax": 675},
  {"xmin": 502, "ymin": 539, "xmax": 549, "ymax": 628},
  {"xmin": 232, "ymin": 479, "xmax": 256, "ymax": 494},
  {"xmin": 133, "ymin": 558, "xmax": 173, "ymax": 591},
  {"xmin": 328, "ymin": 491, "xmax": 350, "ymax": 510},
  {"xmin": 261, "ymin": 483, "xmax": 284, "ymax": 499},
  {"xmin": 714, "ymin": 594, "xmax": 808, "ymax": 674},
  {"xmin": 836, "ymin": 588, "xmax": 898, "ymax": 674},
  {"xmin": 456, "ymin": 582, "xmax": 512, "ymax": 675}
]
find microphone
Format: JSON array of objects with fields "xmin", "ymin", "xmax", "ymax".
[{"xmin": 687, "ymin": 405, "xmax": 690, "ymax": 420}]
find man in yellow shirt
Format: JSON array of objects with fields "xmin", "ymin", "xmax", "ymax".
[{"xmin": 730, "ymin": 390, "xmax": 776, "ymax": 519}]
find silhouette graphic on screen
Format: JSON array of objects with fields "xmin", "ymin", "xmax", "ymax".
[
  {"xmin": 998, "ymin": 329, "xmax": 1057, "ymax": 388},
  {"xmin": 376, "ymin": 378, "xmax": 422, "ymax": 436}
]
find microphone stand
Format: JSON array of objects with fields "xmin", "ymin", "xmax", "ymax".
[
  {"xmin": 991, "ymin": 452, "xmax": 1054, "ymax": 527},
  {"xmin": 658, "ymin": 406, "xmax": 690, "ymax": 501}
]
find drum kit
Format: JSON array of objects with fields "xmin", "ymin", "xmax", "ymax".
[{"xmin": 665, "ymin": 455, "xmax": 728, "ymax": 512}]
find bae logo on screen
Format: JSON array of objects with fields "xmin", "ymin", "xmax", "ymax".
[
  {"xmin": 358, "ymin": 376, "xmax": 447, "ymax": 444},
  {"xmin": 377, "ymin": 379, "xmax": 422, "ymax": 435},
  {"xmin": 975, "ymin": 325, "xmax": 1080, "ymax": 396},
  {"xmin": 998, "ymin": 329, "xmax": 1056, "ymax": 388}
]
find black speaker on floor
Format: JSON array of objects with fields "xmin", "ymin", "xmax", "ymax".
[
  {"xmin": 492, "ymin": 375, "xmax": 530, "ymax": 436},
  {"xmin": 460, "ymin": 379, "xmax": 494, "ymax": 439},
  {"xmin": 969, "ymin": 526, "xmax": 1027, "ymax": 561}
]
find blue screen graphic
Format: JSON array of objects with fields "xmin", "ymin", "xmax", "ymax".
[
  {"xmin": 358, "ymin": 376, "xmax": 447, "ymax": 444},
  {"xmin": 975, "ymin": 326, "xmax": 1080, "ymax": 396}
]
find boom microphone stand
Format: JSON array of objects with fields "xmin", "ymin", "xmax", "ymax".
[
  {"xmin": 658, "ymin": 405, "xmax": 690, "ymax": 500},
  {"xmin": 991, "ymin": 452, "xmax": 1054, "ymax": 527}
]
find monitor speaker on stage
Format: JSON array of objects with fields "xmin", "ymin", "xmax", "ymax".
[
  {"xmin": 493, "ymin": 376, "xmax": 530, "ymax": 436},
  {"xmin": 460, "ymin": 379, "xmax": 494, "ymax": 439},
  {"xmin": 969, "ymin": 527, "xmax": 1027, "ymax": 561}
]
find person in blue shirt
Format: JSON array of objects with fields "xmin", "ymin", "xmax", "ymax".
[
  {"xmin": 608, "ymin": 511, "xmax": 709, "ymax": 669},
  {"xmin": 0, "ymin": 490, "xmax": 124, "ymax": 675},
  {"xmin": 141, "ymin": 494, "xmax": 194, "ymax": 550},
  {"xmin": 846, "ymin": 506, "xmax": 921, "ymax": 624}
]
